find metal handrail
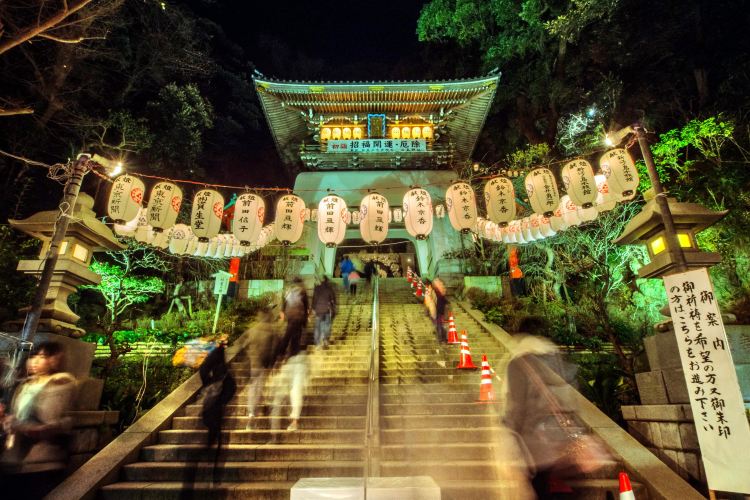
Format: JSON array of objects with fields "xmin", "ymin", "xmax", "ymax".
[{"xmin": 365, "ymin": 275, "xmax": 380, "ymax": 478}]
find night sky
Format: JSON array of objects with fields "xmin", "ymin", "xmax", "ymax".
[{"xmin": 203, "ymin": 0, "xmax": 429, "ymax": 81}]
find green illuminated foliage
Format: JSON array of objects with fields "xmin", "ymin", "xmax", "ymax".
[{"xmin": 86, "ymin": 261, "xmax": 165, "ymax": 324}]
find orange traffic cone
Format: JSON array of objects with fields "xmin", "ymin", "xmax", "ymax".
[
  {"xmin": 448, "ymin": 312, "xmax": 455, "ymax": 324},
  {"xmin": 407, "ymin": 268, "xmax": 413, "ymax": 283},
  {"xmin": 619, "ymin": 472, "xmax": 635, "ymax": 500},
  {"xmin": 477, "ymin": 354, "xmax": 495, "ymax": 403},
  {"xmin": 447, "ymin": 320, "xmax": 459, "ymax": 344},
  {"xmin": 416, "ymin": 280, "xmax": 423, "ymax": 298},
  {"xmin": 456, "ymin": 331, "xmax": 478, "ymax": 369}
]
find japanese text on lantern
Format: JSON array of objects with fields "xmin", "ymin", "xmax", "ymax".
[{"xmin": 663, "ymin": 268, "xmax": 750, "ymax": 494}]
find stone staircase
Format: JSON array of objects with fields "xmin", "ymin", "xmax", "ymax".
[
  {"xmin": 79, "ymin": 278, "xmax": 671, "ymax": 499},
  {"xmin": 376, "ymin": 278, "xmax": 646, "ymax": 499},
  {"xmin": 101, "ymin": 298, "xmax": 372, "ymax": 499}
]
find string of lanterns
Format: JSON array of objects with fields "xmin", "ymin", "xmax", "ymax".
[{"xmin": 105, "ymin": 148, "xmax": 639, "ymax": 257}]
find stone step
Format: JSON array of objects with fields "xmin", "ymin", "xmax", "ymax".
[
  {"xmin": 183, "ymin": 403, "xmax": 366, "ymax": 417},
  {"xmin": 141, "ymin": 443, "xmax": 363, "ymax": 462},
  {"xmin": 381, "ymin": 427, "xmax": 498, "ymax": 444},
  {"xmin": 380, "ymin": 460, "xmax": 504, "ymax": 481},
  {"xmin": 381, "ymin": 414, "xmax": 500, "ymax": 429},
  {"xmin": 172, "ymin": 415, "xmax": 365, "ymax": 430},
  {"xmin": 102, "ymin": 481, "xmax": 295, "ymax": 500},
  {"xmin": 381, "ymin": 402, "xmax": 501, "ymax": 416},
  {"xmin": 158, "ymin": 429, "xmax": 364, "ymax": 445},
  {"xmin": 122, "ymin": 461, "xmax": 364, "ymax": 482},
  {"xmin": 380, "ymin": 383, "xmax": 478, "ymax": 394}
]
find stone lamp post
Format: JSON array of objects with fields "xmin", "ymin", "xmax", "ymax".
[
  {"xmin": 614, "ymin": 196, "xmax": 726, "ymax": 278},
  {"xmin": 9, "ymin": 192, "xmax": 125, "ymax": 338},
  {"xmin": 615, "ymin": 197, "xmax": 750, "ymax": 485}
]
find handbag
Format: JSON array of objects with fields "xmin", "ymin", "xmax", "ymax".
[{"xmin": 518, "ymin": 357, "xmax": 611, "ymax": 475}]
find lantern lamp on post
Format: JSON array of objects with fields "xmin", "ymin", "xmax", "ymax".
[{"xmin": 614, "ymin": 197, "xmax": 726, "ymax": 278}]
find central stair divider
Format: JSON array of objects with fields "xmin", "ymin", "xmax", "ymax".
[{"xmin": 365, "ymin": 276, "xmax": 381, "ymax": 478}]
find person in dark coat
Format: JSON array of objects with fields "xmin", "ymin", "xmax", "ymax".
[
  {"xmin": 276, "ymin": 278, "xmax": 309, "ymax": 360},
  {"xmin": 432, "ymin": 278, "xmax": 449, "ymax": 343},
  {"xmin": 312, "ymin": 276, "xmax": 337, "ymax": 348},
  {"xmin": 199, "ymin": 338, "xmax": 236, "ymax": 455},
  {"xmin": 242, "ymin": 308, "xmax": 280, "ymax": 429}
]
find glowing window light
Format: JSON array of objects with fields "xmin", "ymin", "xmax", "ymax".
[
  {"xmin": 58, "ymin": 241, "xmax": 69, "ymax": 255},
  {"xmin": 391, "ymin": 127, "xmax": 401, "ymax": 139},
  {"xmin": 650, "ymin": 236, "xmax": 666, "ymax": 255},
  {"xmin": 411, "ymin": 126, "xmax": 421, "ymax": 138},
  {"xmin": 343, "ymin": 127, "xmax": 352, "ymax": 139},
  {"xmin": 332, "ymin": 127, "xmax": 342, "ymax": 139},
  {"xmin": 401, "ymin": 126, "xmax": 411, "ymax": 139},
  {"xmin": 678, "ymin": 233, "xmax": 693, "ymax": 248},
  {"xmin": 422, "ymin": 126, "xmax": 433, "ymax": 139},
  {"xmin": 321, "ymin": 128, "xmax": 331, "ymax": 140},
  {"xmin": 353, "ymin": 127, "xmax": 363, "ymax": 139},
  {"xmin": 72, "ymin": 244, "xmax": 89, "ymax": 262}
]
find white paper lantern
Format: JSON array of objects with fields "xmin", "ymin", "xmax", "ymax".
[
  {"xmin": 114, "ymin": 206, "xmax": 142, "ymax": 238},
  {"xmin": 525, "ymin": 168, "xmax": 560, "ymax": 218},
  {"xmin": 360, "ymin": 192, "xmax": 390, "ymax": 244},
  {"xmin": 191, "ymin": 189, "xmax": 224, "ymax": 241},
  {"xmin": 446, "ymin": 182, "xmax": 478, "ymax": 233},
  {"xmin": 577, "ymin": 205, "xmax": 599, "ymax": 222},
  {"xmin": 539, "ymin": 216, "xmax": 557, "ymax": 238},
  {"xmin": 107, "ymin": 174, "xmax": 145, "ymax": 224},
  {"xmin": 168, "ymin": 224, "xmax": 191, "ymax": 255},
  {"xmin": 206, "ymin": 236, "xmax": 219, "ymax": 258},
  {"xmin": 194, "ymin": 240, "xmax": 209, "ymax": 257},
  {"xmin": 147, "ymin": 181, "xmax": 182, "ymax": 232},
  {"xmin": 521, "ymin": 217, "xmax": 535, "ymax": 242},
  {"xmin": 484, "ymin": 176, "xmax": 516, "ymax": 226},
  {"xmin": 600, "ymin": 148, "xmax": 639, "ymax": 200},
  {"xmin": 183, "ymin": 236, "xmax": 196, "ymax": 255},
  {"xmin": 232, "ymin": 193, "xmax": 265, "ymax": 247},
  {"xmin": 134, "ymin": 208, "xmax": 154, "ymax": 244},
  {"xmin": 317, "ymin": 195, "xmax": 348, "ymax": 247},
  {"xmin": 562, "ymin": 159, "xmax": 597, "ymax": 209},
  {"xmin": 221, "ymin": 235, "xmax": 234, "ymax": 258},
  {"xmin": 274, "ymin": 195, "xmax": 305, "ymax": 245},
  {"xmin": 507, "ymin": 220, "xmax": 521, "ymax": 244},
  {"xmin": 560, "ymin": 195, "xmax": 583, "ymax": 227},
  {"xmin": 403, "ymin": 188, "xmax": 433, "ymax": 240},
  {"xmin": 594, "ymin": 174, "xmax": 618, "ymax": 212},
  {"xmin": 529, "ymin": 214, "xmax": 543, "ymax": 240},
  {"xmin": 152, "ymin": 226, "xmax": 172, "ymax": 249},
  {"xmin": 259, "ymin": 223, "xmax": 276, "ymax": 248}
]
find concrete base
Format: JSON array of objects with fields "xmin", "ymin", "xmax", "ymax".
[
  {"xmin": 290, "ymin": 477, "xmax": 441, "ymax": 500},
  {"xmin": 291, "ymin": 478, "xmax": 364, "ymax": 500}
]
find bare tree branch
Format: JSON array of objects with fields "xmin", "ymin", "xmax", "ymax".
[
  {"xmin": 0, "ymin": 0, "xmax": 95, "ymax": 56},
  {"xmin": 0, "ymin": 107, "xmax": 34, "ymax": 116}
]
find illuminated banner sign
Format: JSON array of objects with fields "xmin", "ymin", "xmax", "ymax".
[{"xmin": 327, "ymin": 139, "xmax": 426, "ymax": 153}]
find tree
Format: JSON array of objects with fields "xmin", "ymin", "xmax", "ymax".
[{"xmin": 83, "ymin": 245, "xmax": 166, "ymax": 372}]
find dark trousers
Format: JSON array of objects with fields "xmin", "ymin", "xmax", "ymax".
[
  {"xmin": 278, "ymin": 316, "xmax": 305, "ymax": 358},
  {"xmin": 435, "ymin": 314, "xmax": 447, "ymax": 343}
]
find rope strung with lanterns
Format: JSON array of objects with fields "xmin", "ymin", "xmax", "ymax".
[{"xmin": 104, "ymin": 148, "xmax": 639, "ymax": 258}]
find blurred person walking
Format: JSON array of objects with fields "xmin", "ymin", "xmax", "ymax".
[
  {"xmin": 276, "ymin": 278, "xmax": 309, "ymax": 361},
  {"xmin": 340, "ymin": 255, "xmax": 354, "ymax": 292},
  {"xmin": 242, "ymin": 308, "xmax": 281, "ymax": 429},
  {"xmin": 432, "ymin": 278, "xmax": 449, "ymax": 344},
  {"xmin": 312, "ymin": 276, "xmax": 337, "ymax": 348},
  {"xmin": 0, "ymin": 341, "xmax": 76, "ymax": 499},
  {"xmin": 502, "ymin": 318, "xmax": 609, "ymax": 498},
  {"xmin": 348, "ymin": 270, "xmax": 361, "ymax": 298},
  {"xmin": 199, "ymin": 337, "xmax": 236, "ymax": 476},
  {"xmin": 270, "ymin": 350, "xmax": 309, "ymax": 435}
]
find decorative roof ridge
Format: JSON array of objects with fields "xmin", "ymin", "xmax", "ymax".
[{"xmin": 252, "ymin": 71, "xmax": 500, "ymax": 87}]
